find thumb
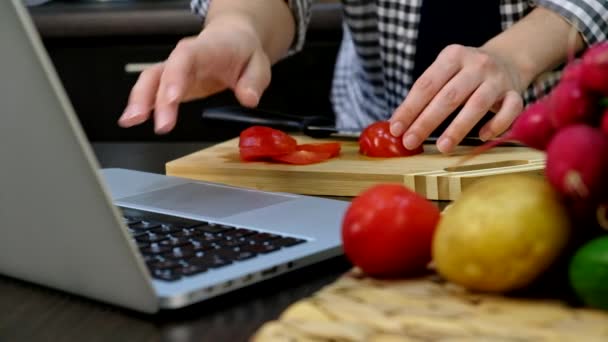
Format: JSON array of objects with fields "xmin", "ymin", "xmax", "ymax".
[{"xmin": 234, "ymin": 50, "xmax": 271, "ymax": 107}]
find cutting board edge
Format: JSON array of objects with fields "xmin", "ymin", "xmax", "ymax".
[{"xmin": 165, "ymin": 137, "xmax": 547, "ymax": 201}]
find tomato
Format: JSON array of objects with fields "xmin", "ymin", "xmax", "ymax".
[
  {"xmin": 296, "ymin": 142, "xmax": 341, "ymax": 158},
  {"xmin": 359, "ymin": 121, "xmax": 424, "ymax": 157},
  {"xmin": 238, "ymin": 126, "xmax": 342, "ymax": 164},
  {"xmin": 239, "ymin": 126, "xmax": 297, "ymax": 160},
  {"xmin": 239, "ymin": 146, "xmax": 281, "ymax": 161},
  {"xmin": 271, "ymin": 150, "xmax": 332, "ymax": 165},
  {"xmin": 341, "ymin": 184, "xmax": 441, "ymax": 277}
]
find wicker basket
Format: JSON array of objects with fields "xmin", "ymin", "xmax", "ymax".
[{"xmin": 252, "ymin": 269, "xmax": 608, "ymax": 341}]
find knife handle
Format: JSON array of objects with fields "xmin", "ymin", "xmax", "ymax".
[{"xmin": 201, "ymin": 106, "xmax": 334, "ymax": 133}]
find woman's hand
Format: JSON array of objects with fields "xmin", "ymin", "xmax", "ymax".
[
  {"xmin": 389, "ymin": 44, "xmax": 525, "ymax": 154},
  {"xmin": 118, "ymin": 15, "xmax": 272, "ymax": 134},
  {"xmin": 389, "ymin": 5, "xmax": 588, "ymax": 155}
]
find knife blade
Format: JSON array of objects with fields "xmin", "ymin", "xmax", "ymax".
[{"xmin": 201, "ymin": 106, "xmax": 522, "ymax": 147}]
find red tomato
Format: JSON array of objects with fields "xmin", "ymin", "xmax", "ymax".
[
  {"xmin": 271, "ymin": 150, "xmax": 331, "ymax": 165},
  {"xmin": 296, "ymin": 142, "xmax": 341, "ymax": 158},
  {"xmin": 341, "ymin": 184, "xmax": 441, "ymax": 277},
  {"xmin": 239, "ymin": 146, "xmax": 281, "ymax": 161},
  {"xmin": 359, "ymin": 121, "xmax": 424, "ymax": 157},
  {"xmin": 239, "ymin": 126, "xmax": 297, "ymax": 160}
]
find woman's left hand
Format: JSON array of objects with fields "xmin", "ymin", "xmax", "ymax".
[{"xmin": 389, "ymin": 44, "xmax": 525, "ymax": 154}]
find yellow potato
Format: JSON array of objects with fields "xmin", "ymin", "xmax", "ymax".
[{"xmin": 432, "ymin": 174, "xmax": 570, "ymax": 293}]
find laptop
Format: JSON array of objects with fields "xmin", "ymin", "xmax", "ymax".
[{"xmin": 0, "ymin": 0, "xmax": 349, "ymax": 313}]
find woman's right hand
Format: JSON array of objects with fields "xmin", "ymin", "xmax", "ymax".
[{"xmin": 118, "ymin": 14, "xmax": 272, "ymax": 134}]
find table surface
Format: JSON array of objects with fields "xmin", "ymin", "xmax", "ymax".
[{"xmin": 0, "ymin": 142, "xmax": 353, "ymax": 342}]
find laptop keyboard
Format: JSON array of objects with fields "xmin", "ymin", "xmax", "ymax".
[{"xmin": 119, "ymin": 207, "xmax": 307, "ymax": 282}]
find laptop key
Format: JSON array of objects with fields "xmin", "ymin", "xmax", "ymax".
[
  {"xmin": 241, "ymin": 243, "xmax": 281, "ymax": 254},
  {"xmin": 194, "ymin": 223, "xmax": 233, "ymax": 234},
  {"xmin": 190, "ymin": 256, "xmax": 232, "ymax": 268},
  {"xmin": 135, "ymin": 233, "xmax": 168, "ymax": 244},
  {"xmin": 141, "ymin": 244, "xmax": 173, "ymax": 255},
  {"xmin": 123, "ymin": 216, "xmax": 141, "ymax": 225},
  {"xmin": 158, "ymin": 218, "xmax": 205, "ymax": 229},
  {"xmin": 149, "ymin": 259, "xmax": 181, "ymax": 270},
  {"xmin": 163, "ymin": 248, "xmax": 196, "ymax": 260},
  {"xmin": 191, "ymin": 234, "xmax": 221, "ymax": 244},
  {"xmin": 149, "ymin": 225, "xmax": 183, "ymax": 235},
  {"xmin": 157, "ymin": 237, "xmax": 191, "ymax": 248},
  {"xmin": 152, "ymin": 269, "xmax": 181, "ymax": 282},
  {"xmin": 136, "ymin": 241, "xmax": 151, "ymax": 249},
  {"xmin": 216, "ymin": 238, "xmax": 246, "ymax": 248},
  {"xmin": 171, "ymin": 229, "xmax": 203, "ymax": 239},
  {"xmin": 223, "ymin": 228, "xmax": 256, "ymax": 239},
  {"xmin": 211, "ymin": 248, "xmax": 257, "ymax": 261},
  {"xmin": 129, "ymin": 229, "xmax": 149, "ymax": 238},
  {"xmin": 181, "ymin": 243, "xmax": 214, "ymax": 254},
  {"xmin": 143, "ymin": 254, "xmax": 163, "ymax": 264},
  {"xmin": 179, "ymin": 265, "xmax": 208, "ymax": 277},
  {"xmin": 231, "ymin": 250, "xmax": 257, "ymax": 261},
  {"xmin": 248, "ymin": 233, "xmax": 282, "ymax": 243},
  {"xmin": 129, "ymin": 221, "xmax": 161, "ymax": 231}
]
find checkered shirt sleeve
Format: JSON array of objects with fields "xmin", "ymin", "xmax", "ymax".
[
  {"xmin": 517, "ymin": 0, "xmax": 608, "ymax": 104},
  {"xmin": 536, "ymin": 0, "xmax": 608, "ymax": 46},
  {"xmin": 189, "ymin": 0, "xmax": 313, "ymax": 55}
]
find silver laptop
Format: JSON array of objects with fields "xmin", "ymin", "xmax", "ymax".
[{"xmin": 0, "ymin": 0, "xmax": 349, "ymax": 313}]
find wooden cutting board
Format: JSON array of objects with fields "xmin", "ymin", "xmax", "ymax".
[
  {"xmin": 252, "ymin": 269, "xmax": 608, "ymax": 342},
  {"xmin": 165, "ymin": 136, "xmax": 545, "ymax": 200}
]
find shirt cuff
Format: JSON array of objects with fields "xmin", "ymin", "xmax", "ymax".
[
  {"xmin": 535, "ymin": 0, "xmax": 608, "ymax": 46},
  {"xmin": 190, "ymin": 0, "xmax": 311, "ymax": 57},
  {"xmin": 190, "ymin": 0, "xmax": 210, "ymax": 22},
  {"xmin": 285, "ymin": 0, "xmax": 313, "ymax": 56}
]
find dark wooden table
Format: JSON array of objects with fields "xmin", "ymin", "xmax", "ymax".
[{"xmin": 0, "ymin": 142, "xmax": 352, "ymax": 342}]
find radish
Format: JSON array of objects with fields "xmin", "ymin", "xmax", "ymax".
[
  {"xmin": 561, "ymin": 59, "xmax": 583, "ymax": 82},
  {"xmin": 506, "ymin": 99, "xmax": 557, "ymax": 150},
  {"xmin": 545, "ymin": 124, "xmax": 608, "ymax": 202},
  {"xmin": 457, "ymin": 99, "xmax": 556, "ymax": 165},
  {"xmin": 580, "ymin": 41, "xmax": 608, "ymax": 95},
  {"xmin": 547, "ymin": 80, "xmax": 596, "ymax": 128}
]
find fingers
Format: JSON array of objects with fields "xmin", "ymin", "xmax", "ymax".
[
  {"xmin": 118, "ymin": 63, "xmax": 163, "ymax": 128},
  {"xmin": 234, "ymin": 50, "xmax": 271, "ymax": 108},
  {"xmin": 478, "ymin": 90, "xmax": 523, "ymax": 140},
  {"xmin": 153, "ymin": 38, "xmax": 198, "ymax": 134},
  {"xmin": 389, "ymin": 48, "xmax": 461, "ymax": 136},
  {"xmin": 437, "ymin": 82, "xmax": 501, "ymax": 153},
  {"xmin": 400, "ymin": 70, "xmax": 482, "ymax": 150}
]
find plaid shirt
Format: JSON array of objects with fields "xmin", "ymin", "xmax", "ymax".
[{"xmin": 191, "ymin": 0, "xmax": 608, "ymax": 129}]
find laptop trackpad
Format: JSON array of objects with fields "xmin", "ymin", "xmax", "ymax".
[{"xmin": 116, "ymin": 183, "xmax": 294, "ymax": 219}]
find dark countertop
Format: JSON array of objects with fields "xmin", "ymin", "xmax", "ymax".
[{"xmin": 29, "ymin": 0, "xmax": 343, "ymax": 38}]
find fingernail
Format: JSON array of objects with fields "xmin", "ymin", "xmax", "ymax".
[
  {"xmin": 154, "ymin": 115, "xmax": 173, "ymax": 134},
  {"xmin": 166, "ymin": 85, "xmax": 180, "ymax": 103},
  {"xmin": 244, "ymin": 87, "xmax": 259, "ymax": 106},
  {"xmin": 479, "ymin": 128, "xmax": 493, "ymax": 141},
  {"xmin": 403, "ymin": 134, "xmax": 420, "ymax": 150},
  {"xmin": 437, "ymin": 137, "xmax": 454, "ymax": 153},
  {"xmin": 119, "ymin": 105, "xmax": 144, "ymax": 126},
  {"xmin": 390, "ymin": 121, "xmax": 405, "ymax": 136}
]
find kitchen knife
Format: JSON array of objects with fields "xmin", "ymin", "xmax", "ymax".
[{"xmin": 201, "ymin": 106, "xmax": 522, "ymax": 146}]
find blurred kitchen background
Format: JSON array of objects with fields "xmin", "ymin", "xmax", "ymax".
[{"xmin": 26, "ymin": 0, "xmax": 343, "ymax": 142}]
